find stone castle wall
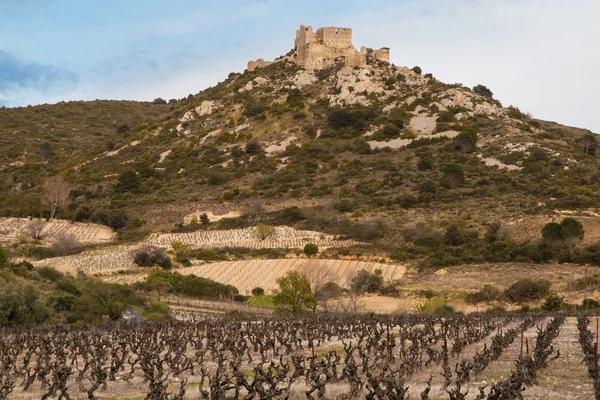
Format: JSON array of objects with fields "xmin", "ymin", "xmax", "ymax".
[
  {"xmin": 316, "ymin": 27, "xmax": 353, "ymax": 48},
  {"xmin": 248, "ymin": 24, "xmax": 390, "ymax": 71}
]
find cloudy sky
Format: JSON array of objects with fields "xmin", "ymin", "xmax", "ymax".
[{"xmin": 1, "ymin": 0, "xmax": 598, "ymax": 132}]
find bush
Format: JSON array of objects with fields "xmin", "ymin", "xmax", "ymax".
[
  {"xmin": 473, "ymin": 84, "xmax": 494, "ymax": 98},
  {"xmin": 465, "ymin": 284, "xmax": 501, "ymax": 304},
  {"xmin": 51, "ymin": 233, "xmax": 81, "ymax": 256},
  {"xmin": 134, "ymin": 251, "xmax": 152, "ymax": 267},
  {"xmin": 0, "ymin": 283, "xmax": 50, "ymax": 326},
  {"xmin": 315, "ymin": 281, "xmax": 343, "ymax": 301},
  {"xmin": 245, "ymin": 140, "xmax": 262, "ymax": 154},
  {"xmin": 413, "ymin": 295, "xmax": 454, "ymax": 315},
  {"xmin": 455, "ymin": 131, "xmax": 477, "ymax": 153},
  {"xmin": 251, "ymin": 287, "xmax": 265, "ymax": 296},
  {"xmin": 559, "ymin": 217, "xmax": 584, "ymax": 241},
  {"xmin": 505, "ymin": 279, "xmax": 551, "ymax": 302},
  {"xmin": 133, "ymin": 246, "xmax": 171, "ymax": 269},
  {"xmin": 412, "ymin": 66, "xmax": 422, "ymax": 74},
  {"xmin": 350, "ymin": 269, "xmax": 384, "ymax": 294},
  {"xmin": 303, "ymin": 243, "xmax": 319, "ymax": 257},
  {"xmin": 152, "ymin": 98, "xmax": 167, "ymax": 104},
  {"xmin": 441, "ymin": 163, "xmax": 464, "ymax": 189},
  {"xmin": 139, "ymin": 269, "xmax": 238, "ymax": 300},
  {"xmin": 581, "ymin": 298, "xmax": 600, "ymax": 310},
  {"xmin": 0, "ymin": 246, "xmax": 8, "ymax": 267},
  {"xmin": 541, "ymin": 293, "xmax": 566, "ymax": 311},
  {"xmin": 542, "ymin": 218, "xmax": 584, "ymax": 245}
]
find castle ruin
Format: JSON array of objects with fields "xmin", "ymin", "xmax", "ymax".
[{"xmin": 247, "ymin": 25, "xmax": 389, "ymax": 71}]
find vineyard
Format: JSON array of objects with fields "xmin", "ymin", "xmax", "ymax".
[
  {"xmin": 33, "ymin": 247, "xmax": 135, "ymax": 275},
  {"xmin": 0, "ymin": 218, "xmax": 115, "ymax": 245},
  {"xmin": 147, "ymin": 227, "xmax": 361, "ymax": 250},
  {"xmin": 1, "ymin": 314, "xmax": 598, "ymax": 399}
]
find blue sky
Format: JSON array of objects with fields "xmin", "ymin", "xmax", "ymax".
[{"xmin": 1, "ymin": 0, "xmax": 599, "ymax": 132}]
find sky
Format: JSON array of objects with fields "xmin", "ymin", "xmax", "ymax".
[{"xmin": 0, "ymin": 0, "xmax": 598, "ymax": 132}]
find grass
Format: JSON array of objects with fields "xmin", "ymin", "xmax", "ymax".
[{"xmin": 248, "ymin": 295, "xmax": 275, "ymax": 307}]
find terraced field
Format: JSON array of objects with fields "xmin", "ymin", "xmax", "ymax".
[
  {"xmin": 0, "ymin": 217, "xmax": 115, "ymax": 244},
  {"xmin": 33, "ymin": 247, "xmax": 135, "ymax": 275},
  {"xmin": 147, "ymin": 226, "xmax": 361, "ymax": 249},
  {"xmin": 103, "ymin": 259, "xmax": 406, "ymax": 295}
]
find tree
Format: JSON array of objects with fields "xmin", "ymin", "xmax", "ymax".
[
  {"xmin": 251, "ymin": 287, "xmax": 265, "ymax": 296},
  {"xmin": 152, "ymin": 97, "xmax": 167, "ymax": 104},
  {"xmin": 541, "ymin": 222, "xmax": 562, "ymax": 242},
  {"xmin": 43, "ymin": 176, "xmax": 71, "ymax": 219},
  {"xmin": 303, "ymin": 243, "xmax": 319, "ymax": 257},
  {"xmin": 0, "ymin": 283, "xmax": 50, "ymax": 326},
  {"xmin": 541, "ymin": 218, "xmax": 584, "ymax": 246},
  {"xmin": 273, "ymin": 271, "xmax": 316, "ymax": 315},
  {"xmin": 0, "ymin": 246, "xmax": 8, "ymax": 268},
  {"xmin": 559, "ymin": 217, "xmax": 584, "ymax": 243},
  {"xmin": 350, "ymin": 269, "xmax": 384, "ymax": 294},
  {"xmin": 441, "ymin": 163, "xmax": 464, "ymax": 189},
  {"xmin": 114, "ymin": 167, "xmax": 141, "ymax": 194},
  {"xmin": 412, "ymin": 66, "xmax": 422, "ymax": 74},
  {"xmin": 455, "ymin": 131, "xmax": 477, "ymax": 153},
  {"xmin": 25, "ymin": 219, "xmax": 46, "ymax": 240},
  {"xmin": 473, "ymin": 84, "xmax": 494, "ymax": 98},
  {"xmin": 200, "ymin": 213, "xmax": 210, "ymax": 225},
  {"xmin": 245, "ymin": 140, "xmax": 262, "ymax": 155},
  {"xmin": 253, "ymin": 224, "xmax": 277, "ymax": 240},
  {"xmin": 541, "ymin": 293, "xmax": 566, "ymax": 311},
  {"xmin": 301, "ymin": 261, "xmax": 335, "ymax": 312},
  {"xmin": 582, "ymin": 133, "xmax": 597, "ymax": 155},
  {"xmin": 51, "ymin": 233, "xmax": 81, "ymax": 256},
  {"xmin": 171, "ymin": 240, "xmax": 192, "ymax": 263},
  {"xmin": 116, "ymin": 124, "xmax": 130, "ymax": 134}
]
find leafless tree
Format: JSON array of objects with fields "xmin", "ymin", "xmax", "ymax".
[
  {"xmin": 52, "ymin": 233, "xmax": 81, "ymax": 256},
  {"xmin": 25, "ymin": 219, "xmax": 46, "ymax": 240},
  {"xmin": 43, "ymin": 176, "xmax": 71, "ymax": 219},
  {"xmin": 336, "ymin": 270, "xmax": 368, "ymax": 315},
  {"xmin": 300, "ymin": 261, "xmax": 336, "ymax": 312}
]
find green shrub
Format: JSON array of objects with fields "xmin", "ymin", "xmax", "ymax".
[
  {"xmin": 251, "ymin": 287, "xmax": 265, "ymax": 296},
  {"xmin": 139, "ymin": 269, "xmax": 238, "ymax": 300},
  {"xmin": 465, "ymin": 284, "xmax": 501, "ymax": 304},
  {"xmin": 581, "ymin": 298, "xmax": 600, "ymax": 310},
  {"xmin": 413, "ymin": 295, "xmax": 454, "ymax": 315},
  {"xmin": 541, "ymin": 293, "xmax": 566, "ymax": 311},
  {"xmin": 303, "ymin": 243, "xmax": 319, "ymax": 256},
  {"xmin": 472, "ymin": 84, "xmax": 494, "ymax": 98},
  {"xmin": 0, "ymin": 246, "xmax": 8, "ymax": 267},
  {"xmin": 505, "ymin": 279, "xmax": 551, "ymax": 302},
  {"xmin": 0, "ymin": 283, "xmax": 50, "ymax": 326},
  {"xmin": 37, "ymin": 266, "xmax": 65, "ymax": 282}
]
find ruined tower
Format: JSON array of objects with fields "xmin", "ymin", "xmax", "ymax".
[{"xmin": 248, "ymin": 24, "xmax": 390, "ymax": 71}]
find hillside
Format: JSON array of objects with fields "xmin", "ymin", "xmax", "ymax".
[
  {"xmin": 1, "ymin": 43, "xmax": 598, "ymax": 235},
  {"xmin": 1, "ymin": 25, "xmax": 600, "ymax": 309}
]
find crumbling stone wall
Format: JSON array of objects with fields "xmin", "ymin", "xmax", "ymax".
[{"xmin": 247, "ymin": 58, "xmax": 273, "ymax": 72}]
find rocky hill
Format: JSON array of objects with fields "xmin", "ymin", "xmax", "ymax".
[{"xmin": 0, "ymin": 25, "xmax": 598, "ymax": 252}]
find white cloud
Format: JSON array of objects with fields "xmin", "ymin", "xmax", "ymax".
[{"xmin": 344, "ymin": 0, "xmax": 600, "ymax": 131}]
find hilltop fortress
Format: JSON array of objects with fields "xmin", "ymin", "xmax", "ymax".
[{"xmin": 248, "ymin": 25, "xmax": 389, "ymax": 71}]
